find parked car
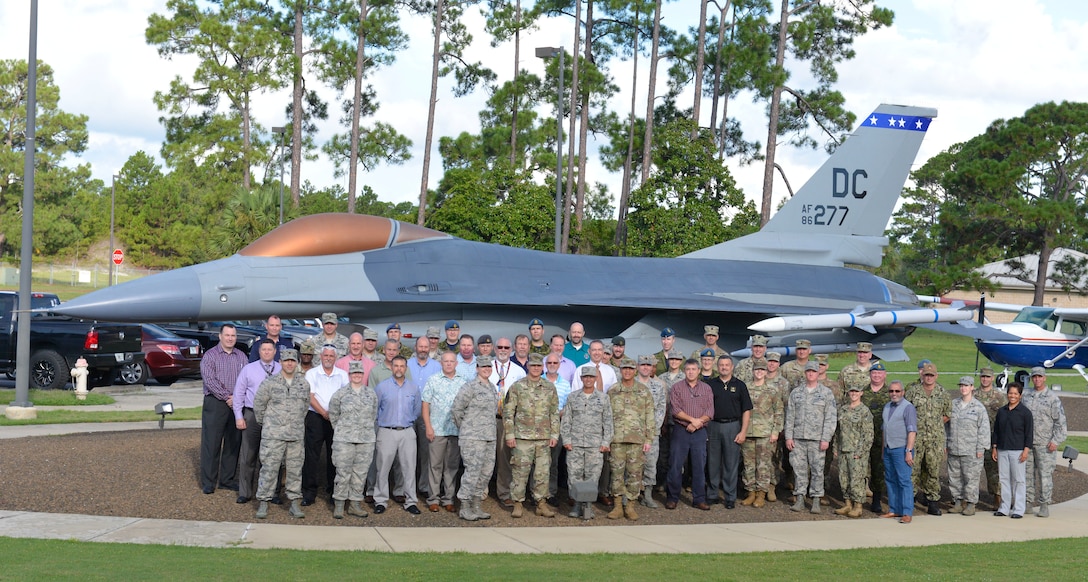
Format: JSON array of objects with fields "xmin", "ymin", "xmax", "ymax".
[
  {"xmin": 155, "ymin": 321, "xmax": 260, "ymax": 357},
  {"xmin": 116, "ymin": 324, "xmax": 203, "ymax": 386}
]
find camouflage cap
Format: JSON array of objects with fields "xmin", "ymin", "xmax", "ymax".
[
  {"xmin": 847, "ymin": 384, "xmax": 864, "ymax": 392},
  {"xmin": 815, "ymin": 354, "xmax": 828, "ymax": 364},
  {"xmin": 612, "ymin": 335, "xmax": 626, "ymax": 346},
  {"xmin": 348, "ymin": 361, "xmax": 367, "ymax": 374},
  {"xmin": 362, "ymin": 328, "xmax": 379, "ymax": 340},
  {"xmin": 752, "ymin": 358, "xmax": 768, "ymax": 371},
  {"xmin": 580, "ymin": 365, "xmax": 598, "ymax": 377},
  {"xmin": 856, "ymin": 342, "xmax": 872, "ymax": 352},
  {"xmin": 281, "ymin": 348, "xmax": 299, "ymax": 361},
  {"xmin": 766, "ymin": 352, "xmax": 781, "ymax": 362},
  {"xmin": 528, "ymin": 353, "xmax": 545, "ymax": 366},
  {"xmin": 426, "ymin": 326, "xmax": 441, "ymax": 339},
  {"xmin": 979, "ymin": 367, "xmax": 995, "ymax": 377},
  {"xmin": 667, "ymin": 349, "xmax": 684, "ymax": 360},
  {"xmin": 870, "ymin": 361, "xmax": 886, "ymax": 372},
  {"xmin": 922, "ymin": 362, "xmax": 938, "ymax": 375},
  {"xmin": 1030, "ymin": 366, "xmax": 1046, "ymax": 377},
  {"xmin": 660, "ymin": 327, "xmax": 676, "ymax": 337},
  {"xmin": 298, "ymin": 341, "xmax": 316, "ymax": 355},
  {"xmin": 751, "ymin": 335, "xmax": 768, "ymax": 347},
  {"xmin": 638, "ymin": 354, "xmax": 656, "ymax": 366},
  {"xmin": 704, "ymin": 325, "xmax": 719, "ymax": 336},
  {"xmin": 804, "ymin": 361, "xmax": 820, "ymax": 372},
  {"xmin": 796, "ymin": 339, "xmax": 812, "ymax": 349},
  {"xmin": 321, "ymin": 312, "xmax": 338, "ymax": 324},
  {"xmin": 476, "ymin": 355, "xmax": 493, "ymax": 367},
  {"xmin": 619, "ymin": 357, "xmax": 637, "ymax": 369},
  {"xmin": 958, "ymin": 375, "xmax": 975, "ymax": 386}
]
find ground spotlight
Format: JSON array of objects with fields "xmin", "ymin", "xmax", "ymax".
[
  {"xmin": 1063, "ymin": 446, "xmax": 1079, "ymax": 471},
  {"xmin": 154, "ymin": 402, "xmax": 174, "ymax": 429}
]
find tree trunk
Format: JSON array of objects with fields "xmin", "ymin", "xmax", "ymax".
[
  {"xmin": 716, "ymin": 4, "xmax": 735, "ymax": 161},
  {"xmin": 759, "ymin": 0, "xmax": 789, "ymax": 226},
  {"xmin": 691, "ymin": 0, "xmax": 708, "ymax": 139},
  {"xmin": 1034, "ymin": 242, "xmax": 1053, "ymax": 306},
  {"xmin": 562, "ymin": 0, "xmax": 583, "ymax": 253},
  {"xmin": 242, "ymin": 87, "xmax": 252, "ymax": 190},
  {"xmin": 640, "ymin": 0, "xmax": 662, "ymax": 186},
  {"xmin": 574, "ymin": 0, "xmax": 594, "ymax": 252},
  {"xmin": 347, "ymin": 0, "xmax": 369, "ymax": 214},
  {"xmin": 290, "ymin": 1, "xmax": 304, "ymax": 207},
  {"xmin": 614, "ymin": 6, "xmax": 639, "ymax": 255},
  {"xmin": 418, "ymin": 0, "xmax": 445, "ymax": 226},
  {"xmin": 709, "ymin": 2, "xmax": 731, "ymax": 154},
  {"xmin": 509, "ymin": 0, "xmax": 521, "ymax": 168}
]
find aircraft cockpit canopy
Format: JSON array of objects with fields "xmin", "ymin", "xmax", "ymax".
[{"xmin": 239, "ymin": 213, "xmax": 450, "ymax": 257}]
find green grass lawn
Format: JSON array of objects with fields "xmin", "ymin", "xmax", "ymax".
[
  {"xmin": 0, "ymin": 406, "xmax": 201, "ymax": 426},
  {"xmin": 1, "ymin": 536, "xmax": 1085, "ymax": 580},
  {"xmin": 0, "ymin": 389, "xmax": 114, "ymax": 406}
]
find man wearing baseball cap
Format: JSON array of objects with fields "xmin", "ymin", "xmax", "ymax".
[
  {"xmin": 975, "ymin": 367, "xmax": 1007, "ymax": 508},
  {"xmin": 1021, "ymin": 367, "xmax": 1068, "ymax": 517},
  {"xmin": 905, "ymin": 362, "xmax": 950, "ymax": 515}
]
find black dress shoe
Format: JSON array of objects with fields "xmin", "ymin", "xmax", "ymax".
[
  {"xmin": 1011, "ymin": 514, "xmax": 1023, "ymax": 519},
  {"xmin": 300, "ymin": 498, "xmax": 315, "ymax": 507},
  {"xmin": 393, "ymin": 495, "xmax": 406, "ymax": 504},
  {"xmin": 236, "ymin": 496, "xmax": 249, "ymax": 504},
  {"xmin": 269, "ymin": 496, "xmax": 283, "ymax": 505},
  {"xmin": 927, "ymin": 501, "xmax": 942, "ymax": 516},
  {"xmin": 725, "ymin": 500, "xmax": 736, "ymax": 509},
  {"xmin": 219, "ymin": 483, "xmax": 239, "ymax": 492},
  {"xmin": 374, "ymin": 504, "xmax": 387, "ymax": 514},
  {"xmin": 993, "ymin": 511, "xmax": 1007, "ymax": 517},
  {"xmin": 406, "ymin": 505, "xmax": 421, "ymax": 515},
  {"xmin": 202, "ymin": 485, "xmax": 214, "ymax": 495}
]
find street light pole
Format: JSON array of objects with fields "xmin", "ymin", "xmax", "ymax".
[
  {"xmin": 535, "ymin": 46, "xmax": 564, "ymax": 254},
  {"xmin": 109, "ymin": 174, "xmax": 117, "ymax": 286},
  {"xmin": 272, "ymin": 126, "xmax": 286, "ymax": 225}
]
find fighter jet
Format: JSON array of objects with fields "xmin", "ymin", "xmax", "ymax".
[{"xmin": 53, "ymin": 103, "xmax": 985, "ymax": 358}]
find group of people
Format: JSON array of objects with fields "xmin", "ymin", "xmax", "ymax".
[{"xmin": 197, "ymin": 316, "xmax": 1069, "ymax": 524}]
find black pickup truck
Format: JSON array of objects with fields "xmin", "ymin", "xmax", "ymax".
[{"xmin": 0, "ymin": 292, "xmax": 145, "ymax": 390}]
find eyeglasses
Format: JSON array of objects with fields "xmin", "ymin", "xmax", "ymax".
[
  {"xmin": 496, "ymin": 346, "xmax": 512, "ymax": 350},
  {"xmin": 546, "ymin": 361, "xmax": 560, "ymax": 365},
  {"xmin": 889, "ymin": 389, "xmax": 903, "ymax": 393}
]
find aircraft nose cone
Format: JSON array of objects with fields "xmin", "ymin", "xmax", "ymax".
[{"xmin": 50, "ymin": 267, "xmax": 203, "ymax": 321}]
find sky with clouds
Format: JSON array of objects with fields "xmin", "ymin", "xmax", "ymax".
[{"xmin": 2, "ymin": 0, "xmax": 1087, "ymax": 218}]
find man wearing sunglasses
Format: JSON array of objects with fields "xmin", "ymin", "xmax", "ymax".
[{"xmin": 882, "ymin": 380, "xmax": 917, "ymax": 523}]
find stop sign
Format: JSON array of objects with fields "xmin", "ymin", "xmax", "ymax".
[{"xmin": 112, "ymin": 249, "xmax": 124, "ymax": 265}]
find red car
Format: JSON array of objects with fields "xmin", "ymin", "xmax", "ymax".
[{"xmin": 117, "ymin": 324, "xmax": 202, "ymax": 385}]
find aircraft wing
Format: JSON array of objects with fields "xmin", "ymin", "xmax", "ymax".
[{"xmin": 915, "ymin": 321, "xmax": 1021, "ymax": 341}]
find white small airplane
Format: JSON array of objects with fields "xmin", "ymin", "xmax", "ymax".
[{"xmin": 920, "ymin": 295, "xmax": 1088, "ymax": 384}]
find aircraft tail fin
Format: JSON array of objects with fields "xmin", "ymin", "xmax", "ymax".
[{"xmin": 683, "ymin": 104, "xmax": 937, "ymax": 267}]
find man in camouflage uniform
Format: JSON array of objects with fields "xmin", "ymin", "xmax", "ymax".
[
  {"xmin": 605, "ymin": 358, "xmax": 655, "ymax": 520},
  {"xmin": 437, "ymin": 320, "xmax": 460, "ymax": 353},
  {"xmin": 861, "ymin": 361, "xmax": 891, "ymax": 514},
  {"xmin": 504, "ymin": 353, "xmax": 560, "ymax": 518},
  {"xmin": 327, "ymin": 360, "xmax": 379, "ymax": 519},
  {"xmin": 946, "ymin": 376, "xmax": 989, "ymax": 516},
  {"xmin": 528, "ymin": 318, "xmax": 551, "ymax": 356},
  {"xmin": 765, "ymin": 351, "xmax": 792, "ymax": 502},
  {"xmin": 785, "ymin": 362, "xmax": 837, "ymax": 514},
  {"xmin": 780, "ymin": 339, "xmax": 813, "ymax": 388},
  {"xmin": 1022, "ymin": 367, "xmax": 1068, "ymax": 517},
  {"xmin": 975, "ymin": 367, "xmax": 1007, "ymax": 507},
  {"xmin": 905, "ymin": 361, "xmax": 950, "ymax": 515},
  {"xmin": 734, "ymin": 335, "xmax": 768, "ymax": 384},
  {"xmin": 607, "ymin": 336, "xmax": 627, "ymax": 376},
  {"xmin": 425, "ymin": 326, "xmax": 442, "ymax": 359},
  {"xmin": 384, "ymin": 323, "xmax": 415, "ymax": 360},
  {"xmin": 835, "ymin": 384, "xmax": 873, "ymax": 518},
  {"xmin": 316, "ymin": 312, "xmax": 350, "ymax": 357},
  {"xmin": 561, "ymin": 366, "xmax": 614, "ymax": 520},
  {"xmin": 904, "ymin": 359, "xmax": 931, "ymax": 393},
  {"xmin": 656, "ymin": 349, "xmax": 685, "ymax": 492},
  {"xmin": 838, "ymin": 342, "xmax": 874, "ymax": 402},
  {"xmin": 637, "ymin": 355, "xmax": 668, "ymax": 508},
  {"xmin": 360, "ymin": 328, "xmax": 381, "ymax": 362},
  {"xmin": 654, "ymin": 327, "xmax": 676, "ymax": 376},
  {"xmin": 691, "ymin": 325, "xmax": 727, "ymax": 360},
  {"xmin": 254, "ymin": 349, "xmax": 310, "ymax": 519},
  {"xmin": 739, "ymin": 360, "xmax": 783, "ymax": 509},
  {"xmin": 816, "ymin": 354, "xmax": 831, "ymax": 384},
  {"xmin": 451, "ymin": 355, "xmax": 498, "ymax": 521},
  {"xmin": 298, "ymin": 340, "xmax": 317, "ymax": 373}
]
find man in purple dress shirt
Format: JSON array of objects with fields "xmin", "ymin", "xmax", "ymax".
[{"xmin": 199, "ymin": 324, "xmax": 249, "ymax": 495}]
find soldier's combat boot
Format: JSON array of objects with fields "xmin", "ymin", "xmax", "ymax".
[
  {"xmin": 624, "ymin": 499, "xmax": 639, "ymax": 521},
  {"xmin": 333, "ymin": 500, "xmax": 345, "ymax": 519},
  {"xmin": 568, "ymin": 503, "xmax": 582, "ymax": 518},
  {"xmin": 1037, "ymin": 503, "xmax": 1049, "ymax": 518},
  {"xmin": 740, "ymin": 491, "xmax": 757, "ymax": 506},
  {"xmin": 948, "ymin": 500, "xmax": 963, "ymax": 514},
  {"xmin": 927, "ymin": 500, "xmax": 942, "ymax": 516},
  {"xmin": 256, "ymin": 501, "xmax": 269, "ymax": 519},
  {"xmin": 962, "ymin": 502, "xmax": 976, "ymax": 516},
  {"xmin": 766, "ymin": 488, "xmax": 777, "ymax": 503},
  {"xmin": 289, "ymin": 499, "xmax": 306, "ymax": 518},
  {"xmin": 835, "ymin": 499, "xmax": 853, "ymax": 516},
  {"xmin": 848, "ymin": 500, "xmax": 864, "ymax": 518},
  {"xmin": 475, "ymin": 498, "xmax": 491, "ymax": 520},
  {"xmin": 582, "ymin": 502, "xmax": 594, "ymax": 520},
  {"xmin": 536, "ymin": 502, "xmax": 556, "ymax": 518},
  {"xmin": 607, "ymin": 497, "xmax": 625, "ymax": 520},
  {"xmin": 348, "ymin": 501, "xmax": 368, "ymax": 517},
  {"xmin": 460, "ymin": 504, "xmax": 479, "ymax": 521},
  {"xmin": 790, "ymin": 495, "xmax": 806, "ymax": 512},
  {"xmin": 753, "ymin": 491, "xmax": 766, "ymax": 508},
  {"xmin": 511, "ymin": 501, "xmax": 525, "ymax": 518},
  {"xmin": 810, "ymin": 497, "xmax": 822, "ymax": 514},
  {"xmin": 639, "ymin": 493, "xmax": 660, "ymax": 509}
]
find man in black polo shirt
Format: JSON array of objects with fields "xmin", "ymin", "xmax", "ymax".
[{"xmin": 706, "ymin": 355, "xmax": 753, "ymax": 508}]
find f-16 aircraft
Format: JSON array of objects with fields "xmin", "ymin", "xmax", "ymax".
[{"xmin": 53, "ymin": 104, "xmax": 995, "ymax": 358}]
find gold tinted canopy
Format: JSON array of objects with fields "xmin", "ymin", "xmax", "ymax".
[{"xmin": 239, "ymin": 213, "xmax": 448, "ymax": 257}]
